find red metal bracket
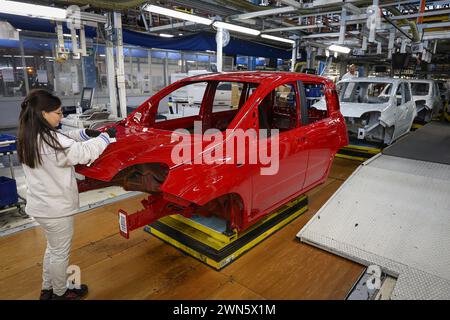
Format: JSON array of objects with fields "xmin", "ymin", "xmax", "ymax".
[{"xmin": 117, "ymin": 194, "xmax": 195, "ymax": 239}]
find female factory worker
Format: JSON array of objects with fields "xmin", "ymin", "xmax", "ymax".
[{"xmin": 17, "ymin": 89, "xmax": 116, "ymax": 300}]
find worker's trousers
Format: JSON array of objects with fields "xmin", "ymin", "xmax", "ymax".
[{"xmin": 34, "ymin": 216, "xmax": 74, "ymax": 296}]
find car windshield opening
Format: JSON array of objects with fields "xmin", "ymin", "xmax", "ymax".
[{"xmin": 340, "ymin": 82, "xmax": 392, "ymax": 104}]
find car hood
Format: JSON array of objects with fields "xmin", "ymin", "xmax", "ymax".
[
  {"xmin": 313, "ymin": 99, "xmax": 388, "ymax": 118},
  {"xmin": 76, "ymin": 126, "xmax": 200, "ymax": 182}
]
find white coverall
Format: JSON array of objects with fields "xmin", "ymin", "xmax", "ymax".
[
  {"xmin": 341, "ymin": 71, "xmax": 357, "ymax": 80},
  {"xmin": 22, "ymin": 129, "xmax": 111, "ymax": 296}
]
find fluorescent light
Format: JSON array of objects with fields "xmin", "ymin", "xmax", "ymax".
[
  {"xmin": 144, "ymin": 4, "xmax": 212, "ymax": 25},
  {"xmin": 0, "ymin": 0, "xmax": 66, "ymax": 21},
  {"xmin": 328, "ymin": 44, "xmax": 351, "ymax": 54},
  {"xmin": 159, "ymin": 33, "xmax": 174, "ymax": 38},
  {"xmin": 213, "ymin": 21, "xmax": 260, "ymax": 36},
  {"xmin": 178, "ymin": 33, "xmax": 183, "ymax": 36},
  {"xmin": 261, "ymin": 34, "xmax": 295, "ymax": 44}
]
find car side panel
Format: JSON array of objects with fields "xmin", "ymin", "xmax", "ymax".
[{"xmin": 303, "ymin": 87, "xmax": 347, "ymax": 188}]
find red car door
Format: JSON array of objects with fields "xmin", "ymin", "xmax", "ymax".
[
  {"xmin": 251, "ymin": 81, "xmax": 309, "ymax": 217},
  {"xmin": 302, "ymin": 84, "xmax": 341, "ymax": 188}
]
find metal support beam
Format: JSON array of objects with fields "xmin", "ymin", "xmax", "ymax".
[
  {"xmin": 216, "ymin": 27, "xmax": 223, "ymax": 72},
  {"xmin": 105, "ymin": 13, "xmax": 117, "ymax": 117},
  {"xmin": 291, "ymin": 41, "xmax": 297, "ymax": 72},
  {"xmin": 149, "ymin": 21, "xmax": 195, "ymax": 32},
  {"xmin": 388, "ymin": 29, "xmax": 395, "ymax": 59},
  {"xmin": 301, "ymin": 31, "xmax": 360, "ymax": 39},
  {"xmin": 309, "ymin": 0, "xmax": 358, "ymax": 8},
  {"xmin": 279, "ymin": 0, "xmax": 302, "ymax": 8},
  {"xmin": 338, "ymin": 8, "xmax": 347, "ymax": 45},
  {"xmin": 343, "ymin": 3, "xmax": 362, "ymax": 15},
  {"xmin": 368, "ymin": 0, "xmax": 379, "ymax": 43},
  {"xmin": 19, "ymin": 34, "xmax": 29, "ymax": 95},
  {"xmin": 80, "ymin": 11, "xmax": 107, "ymax": 24},
  {"xmin": 423, "ymin": 31, "xmax": 450, "ymax": 40},
  {"xmin": 362, "ymin": 36, "xmax": 368, "ymax": 51},
  {"xmin": 388, "ymin": 8, "xmax": 450, "ymax": 21},
  {"xmin": 262, "ymin": 24, "xmax": 324, "ymax": 33},
  {"xmin": 114, "ymin": 12, "xmax": 127, "ymax": 119},
  {"xmin": 70, "ymin": 25, "xmax": 80, "ymax": 56},
  {"xmin": 141, "ymin": 12, "xmax": 149, "ymax": 31},
  {"xmin": 79, "ymin": 25, "xmax": 86, "ymax": 56},
  {"xmin": 105, "ymin": 46, "xmax": 117, "ymax": 117},
  {"xmin": 232, "ymin": 6, "xmax": 296, "ymax": 20}
]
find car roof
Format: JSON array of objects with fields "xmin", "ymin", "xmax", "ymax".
[
  {"xmin": 408, "ymin": 79, "xmax": 435, "ymax": 84},
  {"xmin": 339, "ymin": 77, "xmax": 401, "ymax": 84},
  {"xmin": 180, "ymin": 71, "xmax": 329, "ymax": 85}
]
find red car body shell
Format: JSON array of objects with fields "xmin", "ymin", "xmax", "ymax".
[{"xmin": 76, "ymin": 71, "xmax": 348, "ymax": 233}]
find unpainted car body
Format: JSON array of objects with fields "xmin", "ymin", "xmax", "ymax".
[
  {"xmin": 438, "ymin": 80, "xmax": 450, "ymax": 121},
  {"xmin": 76, "ymin": 72, "xmax": 348, "ymax": 236},
  {"xmin": 409, "ymin": 79, "xmax": 442, "ymax": 122},
  {"xmin": 313, "ymin": 77, "xmax": 416, "ymax": 145}
]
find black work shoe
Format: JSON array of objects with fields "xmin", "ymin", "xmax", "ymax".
[
  {"xmin": 39, "ymin": 289, "xmax": 53, "ymax": 300},
  {"xmin": 52, "ymin": 284, "xmax": 89, "ymax": 300}
]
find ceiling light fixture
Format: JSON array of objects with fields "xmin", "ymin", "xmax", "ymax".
[
  {"xmin": 328, "ymin": 44, "xmax": 351, "ymax": 54},
  {"xmin": 261, "ymin": 34, "xmax": 295, "ymax": 44},
  {"xmin": 144, "ymin": 4, "xmax": 212, "ymax": 25},
  {"xmin": 0, "ymin": 0, "xmax": 66, "ymax": 21},
  {"xmin": 159, "ymin": 33, "xmax": 174, "ymax": 38},
  {"xmin": 213, "ymin": 21, "xmax": 260, "ymax": 36}
]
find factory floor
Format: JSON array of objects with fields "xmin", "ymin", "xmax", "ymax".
[{"xmin": 0, "ymin": 158, "xmax": 364, "ymax": 300}]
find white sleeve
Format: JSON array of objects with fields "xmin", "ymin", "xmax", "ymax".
[
  {"xmin": 58, "ymin": 129, "xmax": 91, "ymax": 142},
  {"xmin": 55, "ymin": 132, "xmax": 111, "ymax": 167}
]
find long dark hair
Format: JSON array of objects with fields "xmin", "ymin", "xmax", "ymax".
[{"xmin": 18, "ymin": 89, "xmax": 65, "ymax": 168}]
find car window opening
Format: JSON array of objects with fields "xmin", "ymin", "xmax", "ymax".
[{"xmin": 153, "ymin": 81, "xmax": 259, "ymax": 133}]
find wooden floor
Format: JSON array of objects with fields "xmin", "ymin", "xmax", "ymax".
[{"xmin": 0, "ymin": 158, "xmax": 364, "ymax": 300}]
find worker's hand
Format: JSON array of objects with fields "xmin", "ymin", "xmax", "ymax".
[
  {"xmin": 85, "ymin": 129, "xmax": 101, "ymax": 137},
  {"xmin": 105, "ymin": 127, "xmax": 117, "ymax": 139}
]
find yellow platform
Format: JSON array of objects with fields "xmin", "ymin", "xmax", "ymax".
[
  {"xmin": 336, "ymin": 144, "xmax": 382, "ymax": 162},
  {"xmin": 411, "ymin": 122, "xmax": 425, "ymax": 131},
  {"xmin": 144, "ymin": 194, "xmax": 308, "ymax": 270},
  {"xmin": 444, "ymin": 101, "xmax": 450, "ymax": 122}
]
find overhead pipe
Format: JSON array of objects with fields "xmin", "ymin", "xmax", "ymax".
[{"xmin": 54, "ymin": 0, "xmax": 148, "ymax": 11}]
